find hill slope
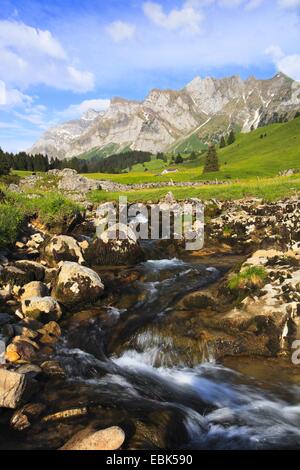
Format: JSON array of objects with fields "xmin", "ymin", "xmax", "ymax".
[
  {"xmin": 81, "ymin": 117, "xmax": 300, "ymax": 184},
  {"xmin": 214, "ymin": 116, "xmax": 300, "ymax": 179}
]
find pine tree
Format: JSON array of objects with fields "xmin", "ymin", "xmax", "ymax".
[
  {"xmin": 203, "ymin": 145, "xmax": 219, "ymax": 173},
  {"xmin": 0, "ymin": 148, "xmax": 11, "ymax": 175},
  {"xmin": 219, "ymin": 136, "xmax": 226, "ymax": 148},
  {"xmin": 175, "ymin": 154, "xmax": 183, "ymax": 164},
  {"xmin": 227, "ymin": 130, "xmax": 236, "ymax": 145}
]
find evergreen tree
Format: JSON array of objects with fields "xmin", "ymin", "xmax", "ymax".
[
  {"xmin": 219, "ymin": 136, "xmax": 226, "ymax": 148},
  {"xmin": 250, "ymin": 125, "xmax": 255, "ymax": 132},
  {"xmin": 227, "ymin": 130, "xmax": 236, "ymax": 145},
  {"xmin": 203, "ymin": 145, "xmax": 219, "ymax": 173},
  {"xmin": 174, "ymin": 154, "xmax": 183, "ymax": 164},
  {"xmin": 0, "ymin": 147, "xmax": 11, "ymax": 175}
]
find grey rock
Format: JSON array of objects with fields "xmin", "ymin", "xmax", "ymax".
[{"xmin": 0, "ymin": 368, "xmax": 34, "ymax": 409}]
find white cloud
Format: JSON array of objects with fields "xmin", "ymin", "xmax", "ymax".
[
  {"xmin": 106, "ymin": 21, "xmax": 136, "ymax": 42},
  {"xmin": 266, "ymin": 46, "xmax": 300, "ymax": 81},
  {"xmin": 278, "ymin": 0, "xmax": 300, "ymax": 8},
  {"xmin": 0, "ymin": 20, "xmax": 95, "ymax": 93},
  {"xmin": 0, "ymin": 80, "xmax": 32, "ymax": 107},
  {"xmin": 59, "ymin": 98, "xmax": 110, "ymax": 120},
  {"xmin": 143, "ymin": 1, "xmax": 204, "ymax": 34},
  {"xmin": 0, "ymin": 20, "xmax": 66, "ymax": 59}
]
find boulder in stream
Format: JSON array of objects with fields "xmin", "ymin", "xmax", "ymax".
[
  {"xmin": 85, "ymin": 223, "xmax": 144, "ymax": 266},
  {"xmin": 52, "ymin": 261, "xmax": 104, "ymax": 307}
]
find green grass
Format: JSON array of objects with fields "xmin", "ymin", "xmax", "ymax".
[
  {"xmin": 228, "ymin": 266, "xmax": 267, "ymax": 290},
  {"xmin": 6, "ymin": 191, "xmax": 82, "ymax": 228},
  {"xmin": 89, "ymin": 175, "xmax": 300, "ymax": 203},
  {"xmin": 170, "ymin": 133, "xmax": 208, "ymax": 154},
  {"xmin": 77, "ymin": 143, "xmax": 122, "ymax": 160},
  {"xmin": 0, "ymin": 203, "xmax": 24, "ymax": 247},
  {"xmin": 83, "ymin": 117, "xmax": 300, "ymax": 184}
]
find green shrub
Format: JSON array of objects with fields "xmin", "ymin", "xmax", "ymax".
[
  {"xmin": 228, "ymin": 266, "xmax": 267, "ymax": 290},
  {"xmin": 0, "ymin": 174, "xmax": 20, "ymax": 186},
  {"xmin": 5, "ymin": 191, "xmax": 82, "ymax": 229},
  {"xmin": 32, "ymin": 193, "xmax": 82, "ymax": 228},
  {"xmin": 0, "ymin": 203, "xmax": 24, "ymax": 247}
]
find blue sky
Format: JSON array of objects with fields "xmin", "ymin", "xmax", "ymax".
[{"xmin": 0, "ymin": 0, "xmax": 300, "ymax": 152}]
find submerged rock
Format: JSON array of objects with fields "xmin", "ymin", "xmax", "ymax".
[
  {"xmin": 60, "ymin": 426, "xmax": 125, "ymax": 451},
  {"xmin": 52, "ymin": 261, "xmax": 104, "ymax": 307}
]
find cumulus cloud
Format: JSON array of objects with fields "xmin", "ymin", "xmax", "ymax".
[
  {"xmin": 266, "ymin": 46, "xmax": 300, "ymax": 81},
  {"xmin": 0, "ymin": 80, "xmax": 32, "ymax": 107},
  {"xmin": 143, "ymin": 1, "xmax": 204, "ymax": 34},
  {"xmin": 0, "ymin": 20, "xmax": 66, "ymax": 59},
  {"xmin": 0, "ymin": 20, "xmax": 95, "ymax": 93},
  {"xmin": 59, "ymin": 98, "xmax": 111, "ymax": 120},
  {"xmin": 106, "ymin": 21, "xmax": 136, "ymax": 42}
]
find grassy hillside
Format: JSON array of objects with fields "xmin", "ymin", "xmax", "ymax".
[
  {"xmin": 169, "ymin": 133, "xmax": 207, "ymax": 154},
  {"xmin": 14, "ymin": 117, "xmax": 300, "ymax": 186},
  {"xmin": 77, "ymin": 143, "xmax": 132, "ymax": 160},
  {"xmin": 215, "ymin": 117, "xmax": 300, "ymax": 179},
  {"xmin": 83, "ymin": 117, "xmax": 300, "ymax": 184}
]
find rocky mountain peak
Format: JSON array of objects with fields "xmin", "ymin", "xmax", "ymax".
[
  {"xmin": 81, "ymin": 109, "xmax": 100, "ymax": 121},
  {"xmin": 28, "ymin": 73, "xmax": 300, "ymax": 160}
]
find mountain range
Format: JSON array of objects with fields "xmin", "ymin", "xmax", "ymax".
[{"xmin": 28, "ymin": 73, "xmax": 300, "ymax": 160}]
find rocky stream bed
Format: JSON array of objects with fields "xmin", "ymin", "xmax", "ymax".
[{"xmin": 0, "ymin": 192, "xmax": 300, "ymax": 450}]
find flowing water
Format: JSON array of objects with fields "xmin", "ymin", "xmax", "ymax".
[{"xmin": 5, "ymin": 256, "xmax": 300, "ymax": 450}]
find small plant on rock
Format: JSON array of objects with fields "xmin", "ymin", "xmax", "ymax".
[{"xmin": 228, "ymin": 266, "xmax": 267, "ymax": 291}]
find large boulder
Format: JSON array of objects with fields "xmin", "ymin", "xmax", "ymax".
[
  {"xmin": 0, "ymin": 265, "xmax": 35, "ymax": 287},
  {"xmin": 0, "ymin": 368, "xmax": 34, "ymax": 408},
  {"xmin": 15, "ymin": 260, "xmax": 45, "ymax": 281},
  {"xmin": 56, "ymin": 169, "xmax": 101, "ymax": 193},
  {"xmin": 85, "ymin": 224, "xmax": 144, "ymax": 266},
  {"xmin": 21, "ymin": 296, "xmax": 62, "ymax": 322},
  {"xmin": 20, "ymin": 281, "xmax": 49, "ymax": 301},
  {"xmin": 52, "ymin": 262, "xmax": 104, "ymax": 307},
  {"xmin": 42, "ymin": 235, "xmax": 85, "ymax": 267},
  {"xmin": 60, "ymin": 426, "xmax": 125, "ymax": 451}
]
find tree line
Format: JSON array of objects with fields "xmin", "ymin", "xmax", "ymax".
[{"xmin": 0, "ymin": 147, "xmax": 153, "ymax": 175}]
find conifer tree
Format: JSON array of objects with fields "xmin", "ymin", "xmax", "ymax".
[
  {"xmin": 203, "ymin": 145, "xmax": 219, "ymax": 173},
  {"xmin": 227, "ymin": 129, "xmax": 236, "ymax": 145},
  {"xmin": 219, "ymin": 136, "xmax": 226, "ymax": 148}
]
